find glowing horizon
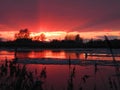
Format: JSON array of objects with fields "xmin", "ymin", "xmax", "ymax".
[
  {"xmin": 0, "ymin": 30, "xmax": 120, "ymax": 41},
  {"xmin": 0, "ymin": 0, "xmax": 120, "ymax": 41}
]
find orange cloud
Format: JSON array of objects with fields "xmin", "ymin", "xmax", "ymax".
[{"xmin": 0, "ymin": 30, "xmax": 120, "ymax": 41}]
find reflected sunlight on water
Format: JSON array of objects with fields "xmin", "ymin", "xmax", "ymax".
[
  {"xmin": 0, "ymin": 49, "xmax": 120, "ymax": 61},
  {"xmin": 0, "ymin": 49, "xmax": 120, "ymax": 90}
]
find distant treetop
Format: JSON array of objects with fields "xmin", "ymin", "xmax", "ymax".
[{"xmin": 15, "ymin": 29, "xmax": 30, "ymax": 40}]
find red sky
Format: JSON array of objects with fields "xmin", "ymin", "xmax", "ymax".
[{"xmin": 0, "ymin": 0, "xmax": 120, "ymax": 40}]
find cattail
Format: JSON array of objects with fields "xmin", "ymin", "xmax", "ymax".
[
  {"xmin": 40, "ymin": 67, "xmax": 47, "ymax": 79},
  {"xmin": 104, "ymin": 35, "xmax": 115, "ymax": 61},
  {"xmin": 68, "ymin": 56, "xmax": 71, "ymax": 69}
]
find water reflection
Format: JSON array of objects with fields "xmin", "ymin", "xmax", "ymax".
[
  {"xmin": 0, "ymin": 49, "xmax": 120, "ymax": 90},
  {"xmin": 0, "ymin": 50, "xmax": 84, "ymax": 60},
  {"xmin": 0, "ymin": 49, "xmax": 120, "ymax": 61},
  {"xmin": 0, "ymin": 50, "xmax": 14, "ymax": 60}
]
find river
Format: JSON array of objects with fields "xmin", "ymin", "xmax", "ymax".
[{"xmin": 0, "ymin": 48, "xmax": 120, "ymax": 90}]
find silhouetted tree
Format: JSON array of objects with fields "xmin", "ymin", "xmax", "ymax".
[
  {"xmin": 75, "ymin": 34, "xmax": 83, "ymax": 43},
  {"xmin": 75, "ymin": 34, "xmax": 80, "ymax": 41},
  {"xmin": 64, "ymin": 34, "xmax": 75, "ymax": 41},
  {"xmin": 40, "ymin": 33, "xmax": 46, "ymax": 41},
  {"xmin": 32, "ymin": 36, "xmax": 40, "ymax": 41},
  {"xmin": 15, "ymin": 29, "xmax": 30, "ymax": 40},
  {"xmin": 32, "ymin": 33, "xmax": 46, "ymax": 41}
]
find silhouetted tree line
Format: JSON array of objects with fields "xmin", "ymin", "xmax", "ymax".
[
  {"xmin": 86, "ymin": 39, "xmax": 120, "ymax": 48},
  {"xmin": 0, "ymin": 29, "xmax": 120, "ymax": 48},
  {"xmin": 0, "ymin": 39, "xmax": 84, "ymax": 49},
  {"xmin": 1, "ymin": 37, "xmax": 120, "ymax": 49}
]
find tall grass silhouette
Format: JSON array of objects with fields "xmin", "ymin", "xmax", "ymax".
[{"xmin": 105, "ymin": 35, "xmax": 120, "ymax": 89}]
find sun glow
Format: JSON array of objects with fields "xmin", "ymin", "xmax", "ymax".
[
  {"xmin": 0, "ymin": 30, "xmax": 120, "ymax": 41},
  {"xmin": 30, "ymin": 31, "xmax": 67, "ymax": 41}
]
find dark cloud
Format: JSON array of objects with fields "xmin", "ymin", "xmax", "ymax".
[
  {"xmin": 0, "ymin": 0, "xmax": 120, "ymax": 32},
  {"xmin": 73, "ymin": 12, "xmax": 120, "ymax": 31},
  {"xmin": 39, "ymin": 0, "xmax": 120, "ymax": 31},
  {"xmin": 0, "ymin": 0, "xmax": 39, "ymax": 31}
]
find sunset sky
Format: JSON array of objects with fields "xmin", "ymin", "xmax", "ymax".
[{"xmin": 0, "ymin": 0, "xmax": 120, "ymax": 41}]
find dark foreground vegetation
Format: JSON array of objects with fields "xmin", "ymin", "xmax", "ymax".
[
  {"xmin": 0, "ymin": 59, "xmax": 47, "ymax": 90},
  {"xmin": 0, "ymin": 58, "xmax": 82, "ymax": 90},
  {"xmin": 0, "ymin": 57, "xmax": 120, "ymax": 90}
]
